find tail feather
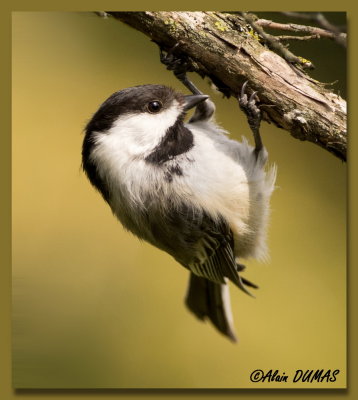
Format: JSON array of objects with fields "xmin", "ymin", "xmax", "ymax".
[{"xmin": 185, "ymin": 273, "xmax": 237, "ymax": 342}]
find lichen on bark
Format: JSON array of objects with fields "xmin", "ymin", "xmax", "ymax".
[{"xmin": 108, "ymin": 11, "xmax": 346, "ymax": 161}]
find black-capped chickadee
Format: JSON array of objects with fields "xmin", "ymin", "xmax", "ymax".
[{"xmin": 82, "ymin": 73, "xmax": 276, "ymax": 342}]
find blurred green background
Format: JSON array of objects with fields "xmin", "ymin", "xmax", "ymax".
[{"xmin": 12, "ymin": 12, "xmax": 346, "ymax": 388}]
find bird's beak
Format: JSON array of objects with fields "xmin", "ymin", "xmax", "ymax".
[{"xmin": 183, "ymin": 94, "xmax": 209, "ymax": 111}]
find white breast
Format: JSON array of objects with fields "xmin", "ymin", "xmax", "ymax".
[
  {"xmin": 90, "ymin": 115, "xmax": 276, "ymax": 262},
  {"xmin": 181, "ymin": 121, "xmax": 277, "ymax": 261}
]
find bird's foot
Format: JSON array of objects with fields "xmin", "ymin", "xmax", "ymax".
[
  {"xmin": 238, "ymin": 81, "xmax": 263, "ymax": 157},
  {"xmin": 238, "ymin": 81, "xmax": 262, "ymax": 134},
  {"xmin": 159, "ymin": 42, "xmax": 194, "ymax": 81}
]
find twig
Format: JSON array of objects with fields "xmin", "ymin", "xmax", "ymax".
[
  {"xmin": 281, "ymin": 12, "xmax": 345, "ymax": 33},
  {"xmin": 276, "ymin": 34, "xmax": 320, "ymax": 42},
  {"xmin": 256, "ymin": 18, "xmax": 347, "ymax": 47},
  {"xmin": 241, "ymin": 13, "xmax": 314, "ymax": 69}
]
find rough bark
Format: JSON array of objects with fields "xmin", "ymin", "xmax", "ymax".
[{"xmin": 109, "ymin": 11, "xmax": 347, "ymax": 161}]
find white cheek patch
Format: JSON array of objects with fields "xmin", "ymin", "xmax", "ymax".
[
  {"xmin": 107, "ymin": 100, "xmax": 182, "ymax": 155},
  {"xmin": 88, "ymin": 100, "xmax": 184, "ymax": 202}
]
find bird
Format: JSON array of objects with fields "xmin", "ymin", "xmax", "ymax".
[{"xmin": 82, "ymin": 70, "xmax": 276, "ymax": 342}]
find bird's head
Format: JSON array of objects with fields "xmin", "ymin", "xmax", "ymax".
[
  {"xmin": 82, "ymin": 85, "xmax": 208, "ymax": 199},
  {"xmin": 84, "ymin": 84, "xmax": 207, "ymax": 155}
]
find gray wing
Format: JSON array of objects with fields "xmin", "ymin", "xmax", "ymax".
[
  {"xmin": 185, "ymin": 218, "xmax": 256, "ymax": 296},
  {"xmin": 129, "ymin": 199, "xmax": 256, "ymax": 295}
]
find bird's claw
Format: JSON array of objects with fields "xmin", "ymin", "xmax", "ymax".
[
  {"xmin": 160, "ymin": 42, "xmax": 194, "ymax": 77},
  {"xmin": 238, "ymin": 81, "xmax": 264, "ymax": 158},
  {"xmin": 238, "ymin": 81, "xmax": 262, "ymax": 126}
]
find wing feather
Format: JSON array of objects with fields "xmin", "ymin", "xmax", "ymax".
[{"xmin": 187, "ymin": 218, "xmax": 256, "ymax": 296}]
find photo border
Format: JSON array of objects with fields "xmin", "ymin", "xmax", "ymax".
[{"xmin": 1, "ymin": 1, "xmax": 354, "ymax": 399}]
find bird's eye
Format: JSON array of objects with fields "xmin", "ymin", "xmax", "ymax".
[{"xmin": 147, "ymin": 100, "xmax": 162, "ymax": 113}]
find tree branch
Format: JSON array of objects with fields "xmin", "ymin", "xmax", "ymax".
[
  {"xmin": 281, "ymin": 12, "xmax": 346, "ymax": 34},
  {"xmin": 256, "ymin": 18, "xmax": 347, "ymax": 47},
  {"xmin": 107, "ymin": 11, "xmax": 347, "ymax": 161},
  {"xmin": 276, "ymin": 34, "xmax": 320, "ymax": 42},
  {"xmin": 241, "ymin": 12, "xmax": 315, "ymax": 69}
]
